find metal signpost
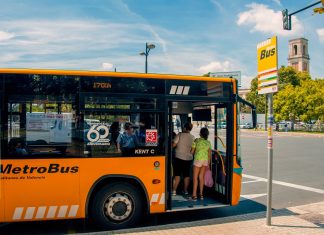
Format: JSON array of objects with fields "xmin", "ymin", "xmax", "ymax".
[
  {"xmin": 257, "ymin": 36, "xmax": 278, "ymax": 226},
  {"xmin": 209, "ymin": 71, "xmax": 241, "ymax": 88}
]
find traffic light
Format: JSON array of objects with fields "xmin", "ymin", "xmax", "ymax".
[
  {"xmin": 282, "ymin": 9, "xmax": 291, "ymax": 30},
  {"xmin": 313, "ymin": 0, "xmax": 324, "ymax": 14}
]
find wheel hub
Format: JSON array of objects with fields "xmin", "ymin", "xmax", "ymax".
[
  {"xmin": 105, "ymin": 193, "xmax": 133, "ymax": 221},
  {"xmin": 112, "ymin": 201, "xmax": 127, "ymax": 216}
]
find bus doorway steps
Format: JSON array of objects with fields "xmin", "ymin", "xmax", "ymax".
[{"xmin": 171, "ymin": 195, "xmax": 223, "ymax": 210}]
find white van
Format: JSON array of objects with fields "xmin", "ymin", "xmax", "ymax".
[{"xmin": 26, "ymin": 112, "xmax": 72, "ymax": 144}]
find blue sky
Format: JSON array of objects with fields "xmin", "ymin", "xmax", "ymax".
[{"xmin": 0, "ymin": 0, "xmax": 323, "ymax": 88}]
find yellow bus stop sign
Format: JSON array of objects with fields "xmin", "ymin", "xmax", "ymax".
[{"xmin": 257, "ymin": 36, "xmax": 278, "ymax": 95}]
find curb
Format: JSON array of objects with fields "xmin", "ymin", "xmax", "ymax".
[
  {"xmin": 110, "ymin": 210, "xmax": 272, "ymax": 234},
  {"xmin": 85, "ymin": 202, "xmax": 324, "ymax": 235},
  {"xmin": 85, "ymin": 201, "xmax": 324, "ymax": 235}
]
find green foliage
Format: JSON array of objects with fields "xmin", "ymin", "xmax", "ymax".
[
  {"xmin": 277, "ymin": 66, "xmax": 311, "ymax": 89},
  {"xmin": 246, "ymin": 77, "xmax": 266, "ymax": 113},
  {"xmin": 274, "ymin": 73, "xmax": 324, "ymax": 122},
  {"xmin": 278, "ymin": 66, "xmax": 298, "ymax": 88},
  {"xmin": 273, "ymin": 84, "xmax": 301, "ymax": 121},
  {"xmin": 298, "ymin": 79, "xmax": 324, "ymax": 122},
  {"xmin": 246, "ymin": 66, "xmax": 323, "ymax": 123}
]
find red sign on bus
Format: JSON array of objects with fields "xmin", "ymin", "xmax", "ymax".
[{"xmin": 145, "ymin": 129, "xmax": 158, "ymax": 146}]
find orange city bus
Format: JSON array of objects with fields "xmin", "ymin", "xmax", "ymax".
[{"xmin": 0, "ymin": 69, "xmax": 256, "ymax": 229}]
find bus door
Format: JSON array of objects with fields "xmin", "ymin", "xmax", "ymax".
[
  {"xmin": 167, "ymin": 100, "xmax": 229, "ymax": 211},
  {"xmin": 215, "ymin": 101, "xmax": 242, "ymax": 205},
  {"xmin": 214, "ymin": 104, "xmax": 231, "ymax": 203}
]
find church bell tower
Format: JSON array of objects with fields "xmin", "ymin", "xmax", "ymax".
[{"xmin": 288, "ymin": 38, "xmax": 310, "ymax": 72}]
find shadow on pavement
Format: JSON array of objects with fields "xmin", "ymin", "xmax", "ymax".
[{"xmin": 0, "ymin": 199, "xmax": 269, "ymax": 234}]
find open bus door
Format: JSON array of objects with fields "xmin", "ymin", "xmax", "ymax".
[
  {"xmin": 167, "ymin": 101, "xmax": 230, "ymax": 211},
  {"xmin": 214, "ymin": 103, "xmax": 231, "ymax": 204}
]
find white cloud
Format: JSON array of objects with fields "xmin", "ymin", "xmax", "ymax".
[
  {"xmin": 0, "ymin": 19, "xmax": 155, "ymax": 69},
  {"xmin": 114, "ymin": 1, "xmax": 168, "ymax": 53},
  {"xmin": 272, "ymin": 0, "xmax": 281, "ymax": 6},
  {"xmin": 197, "ymin": 60, "xmax": 234, "ymax": 74},
  {"xmin": 101, "ymin": 62, "xmax": 113, "ymax": 70},
  {"xmin": 0, "ymin": 18, "xmax": 207, "ymax": 74},
  {"xmin": 0, "ymin": 31, "xmax": 15, "ymax": 41},
  {"xmin": 317, "ymin": 28, "xmax": 324, "ymax": 43},
  {"xmin": 210, "ymin": 0, "xmax": 225, "ymax": 12},
  {"xmin": 237, "ymin": 3, "xmax": 303, "ymax": 37},
  {"xmin": 240, "ymin": 75, "xmax": 255, "ymax": 89},
  {"xmin": 0, "ymin": 53, "xmax": 18, "ymax": 62}
]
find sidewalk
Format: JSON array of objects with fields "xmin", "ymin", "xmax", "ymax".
[{"xmin": 104, "ymin": 201, "xmax": 324, "ymax": 235}]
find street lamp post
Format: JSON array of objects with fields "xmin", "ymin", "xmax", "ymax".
[{"xmin": 140, "ymin": 42, "xmax": 155, "ymax": 73}]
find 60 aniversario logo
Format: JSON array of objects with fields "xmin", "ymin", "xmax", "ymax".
[{"xmin": 86, "ymin": 124, "xmax": 110, "ymax": 146}]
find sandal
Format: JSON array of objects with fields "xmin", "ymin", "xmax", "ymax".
[
  {"xmin": 183, "ymin": 192, "xmax": 190, "ymax": 198},
  {"xmin": 191, "ymin": 196, "xmax": 197, "ymax": 201},
  {"xmin": 200, "ymin": 195, "xmax": 204, "ymax": 200},
  {"xmin": 172, "ymin": 191, "xmax": 177, "ymax": 196}
]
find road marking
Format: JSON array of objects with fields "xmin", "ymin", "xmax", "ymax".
[
  {"xmin": 240, "ymin": 135, "xmax": 264, "ymax": 139},
  {"xmin": 243, "ymin": 174, "xmax": 324, "ymax": 194},
  {"xmin": 240, "ymin": 193, "xmax": 267, "ymax": 201},
  {"xmin": 242, "ymin": 179, "xmax": 263, "ymax": 184}
]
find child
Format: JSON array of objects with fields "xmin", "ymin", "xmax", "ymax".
[{"xmin": 191, "ymin": 127, "xmax": 211, "ymax": 201}]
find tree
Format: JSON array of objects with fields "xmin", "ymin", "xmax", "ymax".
[
  {"xmin": 246, "ymin": 66, "xmax": 316, "ymax": 130},
  {"xmin": 246, "ymin": 77, "xmax": 266, "ymax": 113},
  {"xmin": 273, "ymin": 84, "xmax": 302, "ymax": 126},
  {"xmin": 277, "ymin": 66, "xmax": 311, "ymax": 89},
  {"xmin": 278, "ymin": 66, "xmax": 299, "ymax": 88},
  {"xmin": 298, "ymin": 79, "xmax": 324, "ymax": 122},
  {"xmin": 274, "ymin": 78, "xmax": 324, "ymax": 130}
]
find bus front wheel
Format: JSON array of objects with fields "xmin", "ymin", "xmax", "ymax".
[{"xmin": 91, "ymin": 182, "xmax": 144, "ymax": 230}]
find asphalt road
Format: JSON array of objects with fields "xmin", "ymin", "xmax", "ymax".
[
  {"xmin": 1, "ymin": 130, "xmax": 323, "ymax": 234},
  {"xmin": 240, "ymin": 130, "xmax": 324, "ymax": 209}
]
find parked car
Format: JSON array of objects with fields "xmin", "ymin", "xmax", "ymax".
[
  {"xmin": 240, "ymin": 123, "xmax": 252, "ymax": 129},
  {"xmin": 218, "ymin": 121, "xmax": 226, "ymax": 129}
]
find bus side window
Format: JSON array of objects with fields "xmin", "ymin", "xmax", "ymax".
[{"xmin": 8, "ymin": 138, "xmax": 28, "ymax": 158}]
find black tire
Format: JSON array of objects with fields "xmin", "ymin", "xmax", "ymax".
[{"xmin": 91, "ymin": 182, "xmax": 144, "ymax": 230}]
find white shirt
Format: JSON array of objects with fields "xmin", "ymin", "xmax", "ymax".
[{"xmin": 173, "ymin": 132, "xmax": 195, "ymax": 161}]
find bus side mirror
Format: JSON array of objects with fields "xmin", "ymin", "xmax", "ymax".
[{"xmin": 252, "ymin": 109, "xmax": 257, "ymax": 128}]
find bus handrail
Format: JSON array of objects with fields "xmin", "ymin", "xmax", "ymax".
[{"xmin": 212, "ymin": 149, "xmax": 226, "ymax": 176}]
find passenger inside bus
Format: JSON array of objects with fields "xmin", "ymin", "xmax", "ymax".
[
  {"xmin": 8, "ymin": 138, "xmax": 28, "ymax": 157},
  {"xmin": 109, "ymin": 121, "xmax": 120, "ymax": 147},
  {"xmin": 117, "ymin": 122, "xmax": 139, "ymax": 156},
  {"xmin": 172, "ymin": 122, "xmax": 195, "ymax": 198}
]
